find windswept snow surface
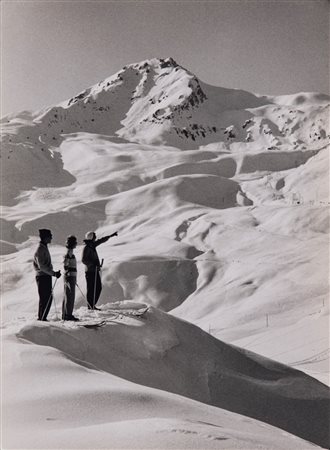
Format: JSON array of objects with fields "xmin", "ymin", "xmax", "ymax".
[{"xmin": 1, "ymin": 58, "xmax": 330, "ymax": 449}]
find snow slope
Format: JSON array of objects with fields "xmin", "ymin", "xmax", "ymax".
[
  {"xmin": 3, "ymin": 317, "xmax": 320, "ymax": 449},
  {"xmin": 1, "ymin": 303, "xmax": 327, "ymax": 449},
  {"xmin": 1, "ymin": 57, "xmax": 329, "ymax": 449}
]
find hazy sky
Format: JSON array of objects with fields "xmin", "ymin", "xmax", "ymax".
[{"xmin": 1, "ymin": 0, "xmax": 329, "ymax": 116}]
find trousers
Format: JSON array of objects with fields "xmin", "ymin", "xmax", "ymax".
[
  {"xmin": 85, "ymin": 271, "xmax": 102, "ymax": 308},
  {"xmin": 36, "ymin": 275, "xmax": 52, "ymax": 320},
  {"xmin": 62, "ymin": 277, "xmax": 76, "ymax": 318}
]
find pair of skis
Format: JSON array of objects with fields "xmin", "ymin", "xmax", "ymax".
[{"xmin": 79, "ymin": 306, "xmax": 149, "ymax": 329}]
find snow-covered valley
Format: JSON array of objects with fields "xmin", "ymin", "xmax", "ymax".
[{"xmin": 1, "ymin": 57, "xmax": 329, "ymax": 449}]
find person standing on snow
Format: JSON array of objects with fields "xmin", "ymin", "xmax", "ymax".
[
  {"xmin": 33, "ymin": 228, "xmax": 61, "ymax": 321},
  {"xmin": 82, "ymin": 230, "xmax": 118, "ymax": 310},
  {"xmin": 62, "ymin": 235, "xmax": 79, "ymax": 321}
]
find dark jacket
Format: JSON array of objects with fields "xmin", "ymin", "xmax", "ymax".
[{"xmin": 82, "ymin": 236, "xmax": 110, "ymax": 272}]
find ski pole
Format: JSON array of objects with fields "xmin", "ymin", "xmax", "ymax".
[
  {"xmin": 41, "ymin": 278, "xmax": 58, "ymax": 321},
  {"xmin": 76, "ymin": 280, "xmax": 97, "ymax": 316},
  {"xmin": 92, "ymin": 268, "xmax": 98, "ymax": 310},
  {"xmin": 76, "ymin": 282, "xmax": 87, "ymax": 301},
  {"xmin": 53, "ymin": 288, "xmax": 58, "ymax": 320}
]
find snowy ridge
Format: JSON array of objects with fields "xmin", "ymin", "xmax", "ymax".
[{"xmin": 15, "ymin": 304, "xmax": 329, "ymax": 447}]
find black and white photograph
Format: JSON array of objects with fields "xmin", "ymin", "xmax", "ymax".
[{"xmin": 1, "ymin": 1, "xmax": 329, "ymax": 449}]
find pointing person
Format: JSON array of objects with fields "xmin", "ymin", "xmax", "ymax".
[
  {"xmin": 62, "ymin": 235, "xmax": 79, "ymax": 321},
  {"xmin": 33, "ymin": 229, "xmax": 61, "ymax": 321},
  {"xmin": 82, "ymin": 230, "xmax": 118, "ymax": 310}
]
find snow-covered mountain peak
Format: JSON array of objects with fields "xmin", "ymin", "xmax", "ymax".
[
  {"xmin": 54, "ymin": 57, "xmax": 193, "ymax": 110},
  {"xmin": 27, "ymin": 56, "xmax": 209, "ymax": 146},
  {"xmin": 130, "ymin": 56, "xmax": 180, "ymax": 70},
  {"xmin": 2, "ymin": 57, "xmax": 329, "ymax": 152}
]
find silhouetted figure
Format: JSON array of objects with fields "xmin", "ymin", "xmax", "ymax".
[
  {"xmin": 62, "ymin": 235, "xmax": 79, "ymax": 321},
  {"xmin": 82, "ymin": 230, "xmax": 118, "ymax": 310},
  {"xmin": 33, "ymin": 229, "xmax": 61, "ymax": 321}
]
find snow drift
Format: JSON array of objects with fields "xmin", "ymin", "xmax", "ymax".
[
  {"xmin": 15, "ymin": 304, "xmax": 330, "ymax": 448},
  {"xmin": 3, "ymin": 315, "xmax": 317, "ymax": 450}
]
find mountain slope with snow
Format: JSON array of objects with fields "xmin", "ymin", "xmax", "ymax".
[{"xmin": 1, "ymin": 57, "xmax": 329, "ymax": 449}]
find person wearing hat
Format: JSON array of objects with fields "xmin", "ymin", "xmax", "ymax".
[
  {"xmin": 82, "ymin": 230, "xmax": 118, "ymax": 310},
  {"xmin": 62, "ymin": 235, "xmax": 79, "ymax": 321},
  {"xmin": 33, "ymin": 229, "xmax": 61, "ymax": 321}
]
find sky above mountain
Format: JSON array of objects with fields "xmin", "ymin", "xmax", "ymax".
[{"xmin": 1, "ymin": 0, "xmax": 329, "ymax": 116}]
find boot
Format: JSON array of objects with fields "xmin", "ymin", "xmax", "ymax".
[{"xmin": 63, "ymin": 315, "xmax": 79, "ymax": 321}]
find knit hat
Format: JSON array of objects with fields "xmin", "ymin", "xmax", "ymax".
[
  {"xmin": 66, "ymin": 235, "xmax": 77, "ymax": 248},
  {"xmin": 85, "ymin": 231, "xmax": 96, "ymax": 240},
  {"xmin": 39, "ymin": 228, "xmax": 52, "ymax": 239}
]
